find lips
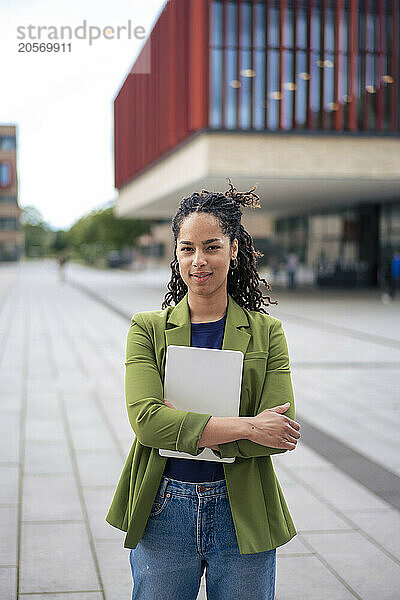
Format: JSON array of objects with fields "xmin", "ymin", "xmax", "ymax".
[{"xmin": 191, "ymin": 273, "xmax": 212, "ymax": 281}]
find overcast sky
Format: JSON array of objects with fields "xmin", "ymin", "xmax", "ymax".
[{"xmin": 0, "ymin": 0, "xmax": 166, "ymax": 230}]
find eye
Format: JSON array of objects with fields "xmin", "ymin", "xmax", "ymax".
[{"xmin": 208, "ymin": 246, "xmax": 220, "ymax": 250}]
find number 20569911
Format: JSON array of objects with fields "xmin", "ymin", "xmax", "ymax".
[{"xmin": 18, "ymin": 42, "xmax": 72, "ymax": 52}]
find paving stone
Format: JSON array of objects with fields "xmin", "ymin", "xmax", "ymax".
[
  {"xmin": 277, "ymin": 534, "xmax": 313, "ymax": 556},
  {"xmin": 19, "ymin": 522, "xmax": 100, "ymax": 594},
  {"xmin": 23, "ymin": 441, "xmax": 73, "ymax": 475},
  {"xmin": 75, "ymin": 450, "xmax": 123, "ymax": 487},
  {"xmin": 22, "ymin": 474, "xmax": 84, "ymax": 522},
  {"xmin": 0, "ymin": 506, "xmax": 18, "ymax": 565},
  {"xmin": 0, "ymin": 566, "xmax": 16, "ymax": 599},
  {"xmin": 340, "ymin": 506, "xmax": 400, "ymax": 562},
  {"xmin": 82, "ymin": 486, "xmax": 123, "ymax": 541},
  {"xmin": 0, "ymin": 414, "xmax": 19, "ymax": 463},
  {"xmin": 301, "ymin": 530, "xmax": 400, "ymax": 600},
  {"xmin": 284, "ymin": 463, "xmax": 392, "ymax": 511},
  {"xmin": 25, "ymin": 417, "xmax": 66, "ymax": 444},
  {"xmin": 91, "ymin": 539, "xmax": 131, "ymax": 600},
  {"xmin": 280, "ymin": 481, "xmax": 354, "ymax": 532},
  {"xmin": 275, "ymin": 554, "xmax": 358, "ymax": 600},
  {"xmin": 0, "ymin": 465, "xmax": 18, "ymax": 504}
]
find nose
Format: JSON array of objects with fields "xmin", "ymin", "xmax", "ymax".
[{"xmin": 192, "ymin": 249, "xmax": 207, "ymax": 266}]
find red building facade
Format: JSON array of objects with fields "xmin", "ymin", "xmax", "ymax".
[{"xmin": 114, "ymin": 0, "xmax": 399, "ymax": 191}]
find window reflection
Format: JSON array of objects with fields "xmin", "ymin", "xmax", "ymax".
[
  {"xmin": 225, "ymin": 2, "xmax": 238, "ymax": 129},
  {"xmin": 208, "ymin": 0, "xmax": 398, "ymax": 133}
]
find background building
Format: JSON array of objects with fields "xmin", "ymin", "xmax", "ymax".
[
  {"xmin": 113, "ymin": 0, "xmax": 400, "ymax": 287},
  {"xmin": 0, "ymin": 124, "xmax": 23, "ymax": 261}
]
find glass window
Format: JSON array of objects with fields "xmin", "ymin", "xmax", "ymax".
[
  {"xmin": 208, "ymin": 0, "xmax": 398, "ymax": 133},
  {"xmin": 210, "ymin": 48, "xmax": 223, "ymax": 128},
  {"xmin": 253, "ymin": 49, "xmax": 266, "ymax": 129},
  {"xmin": 253, "ymin": 1, "xmax": 266, "ymax": 130},
  {"xmin": 323, "ymin": 3, "xmax": 335, "ymax": 128},
  {"xmin": 238, "ymin": 0, "xmax": 252, "ymax": 128},
  {"xmin": 267, "ymin": 50, "xmax": 279, "ymax": 130},
  {"xmin": 239, "ymin": 51, "xmax": 252, "ymax": 128},
  {"xmin": 0, "ymin": 195, "xmax": 17, "ymax": 203},
  {"xmin": 296, "ymin": 1, "xmax": 307, "ymax": 49},
  {"xmin": 225, "ymin": 1, "xmax": 237, "ymax": 47},
  {"xmin": 282, "ymin": 6, "xmax": 294, "ymax": 130},
  {"xmin": 253, "ymin": 1, "xmax": 265, "ymax": 49},
  {"xmin": 0, "ymin": 217, "xmax": 18, "ymax": 230},
  {"xmin": 239, "ymin": 0, "xmax": 251, "ymax": 48},
  {"xmin": 309, "ymin": 3, "xmax": 321, "ymax": 128},
  {"xmin": 384, "ymin": 7, "xmax": 396, "ymax": 131},
  {"xmin": 0, "ymin": 162, "xmax": 11, "ymax": 187},
  {"xmin": 324, "ymin": 0, "xmax": 334, "ymax": 53},
  {"xmin": 0, "ymin": 136, "xmax": 16, "ymax": 150},
  {"xmin": 210, "ymin": 0, "xmax": 222, "ymax": 47},
  {"xmin": 295, "ymin": 51, "xmax": 308, "ymax": 127},
  {"xmin": 268, "ymin": 3, "xmax": 279, "ymax": 48},
  {"xmin": 210, "ymin": 1, "xmax": 223, "ymax": 128},
  {"xmin": 225, "ymin": 48, "xmax": 238, "ymax": 128},
  {"xmin": 224, "ymin": 2, "xmax": 238, "ymax": 128}
]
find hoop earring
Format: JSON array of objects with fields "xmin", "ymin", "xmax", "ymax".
[{"xmin": 229, "ymin": 257, "xmax": 238, "ymax": 270}]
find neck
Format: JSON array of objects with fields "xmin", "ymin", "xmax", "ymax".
[{"xmin": 187, "ymin": 287, "xmax": 228, "ymax": 323}]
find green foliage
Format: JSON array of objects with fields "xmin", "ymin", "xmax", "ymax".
[
  {"xmin": 51, "ymin": 230, "xmax": 68, "ymax": 252},
  {"xmin": 21, "ymin": 205, "xmax": 54, "ymax": 257},
  {"xmin": 21, "ymin": 203, "xmax": 152, "ymax": 263},
  {"xmin": 65, "ymin": 207, "xmax": 151, "ymax": 259}
]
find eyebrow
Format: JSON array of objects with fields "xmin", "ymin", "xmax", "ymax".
[{"xmin": 179, "ymin": 238, "xmax": 222, "ymax": 245}]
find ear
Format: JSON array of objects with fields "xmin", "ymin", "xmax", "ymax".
[{"xmin": 231, "ymin": 238, "xmax": 238, "ymax": 258}]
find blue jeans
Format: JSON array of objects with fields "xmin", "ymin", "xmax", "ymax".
[{"xmin": 129, "ymin": 476, "xmax": 276, "ymax": 600}]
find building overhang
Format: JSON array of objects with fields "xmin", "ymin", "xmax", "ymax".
[{"xmin": 114, "ymin": 131, "xmax": 400, "ymax": 220}]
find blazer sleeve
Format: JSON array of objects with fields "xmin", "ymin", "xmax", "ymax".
[
  {"xmin": 125, "ymin": 316, "xmax": 213, "ymax": 456},
  {"xmin": 211, "ymin": 318, "xmax": 295, "ymax": 460}
]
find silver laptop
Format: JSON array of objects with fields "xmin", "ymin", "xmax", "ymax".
[{"xmin": 159, "ymin": 345, "xmax": 244, "ymax": 463}]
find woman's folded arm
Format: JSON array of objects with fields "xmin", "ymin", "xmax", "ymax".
[
  {"xmin": 125, "ymin": 317, "xmax": 212, "ymax": 456},
  {"xmin": 209, "ymin": 319, "xmax": 296, "ymax": 460}
]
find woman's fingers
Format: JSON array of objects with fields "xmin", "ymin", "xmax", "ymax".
[{"xmin": 163, "ymin": 398, "xmax": 177, "ymax": 409}]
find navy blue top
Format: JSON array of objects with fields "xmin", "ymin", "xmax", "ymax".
[{"xmin": 163, "ymin": 314, "xmax": 227, "ymax": 482}]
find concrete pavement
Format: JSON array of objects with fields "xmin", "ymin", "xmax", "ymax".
[{"xmin": 1, "ymin": 259, "xmax": 399, "ymax": 599}]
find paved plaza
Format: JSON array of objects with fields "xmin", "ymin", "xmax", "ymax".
[{"xmin": 1, "ymin": 259, "xmax": 400, "ymax": 600}]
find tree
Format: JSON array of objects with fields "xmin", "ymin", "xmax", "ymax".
[
  {"xmin": 21, "ymin": 205, "xmax": 54, "ymax": 257},
  {"xmin": 65, "ymin": 206, "xmax": 152, "ymax": 261}
]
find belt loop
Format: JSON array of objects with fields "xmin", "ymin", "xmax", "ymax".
[{"xmin": 159, "ymin": 476, "xmax": 169, "ymax": 497}]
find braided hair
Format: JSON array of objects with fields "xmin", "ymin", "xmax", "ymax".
[{"xmin": 161, "ymin": 178, "xmax": 278, "ymax": 313}]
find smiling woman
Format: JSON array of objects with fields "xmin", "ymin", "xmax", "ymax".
[{"xmin": 106, "ymin": 178, "xmax": 300, "ymax": 600}]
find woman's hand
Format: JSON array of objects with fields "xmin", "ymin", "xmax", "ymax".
[
  {"xmin": 163, "ymin": 398, "xmax": 177, "ymax": 410},
  {"xmin": 248, "ymin": 402, "xmax": 301, "ymax": 451},
  {"xmin": 163, "ymin": 398, "xmax": 219, "ymax": 452}
]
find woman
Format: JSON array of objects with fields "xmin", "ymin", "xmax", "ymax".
[{"xmin": 106, "ymin": 180, "xmax": 301, "ymax": 599}]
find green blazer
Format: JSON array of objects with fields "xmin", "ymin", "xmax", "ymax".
[{"xmin": 105, "ymin": 291, "xmax": 297, "ymax": 554}]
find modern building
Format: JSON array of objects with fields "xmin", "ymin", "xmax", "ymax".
[
  {"xmin": 113, "ymin": 0, "xmax": 400, "ymax": 287},
  {"xmin": 0, "ymin": 125, "xmax": 23, "ymax": 261}
]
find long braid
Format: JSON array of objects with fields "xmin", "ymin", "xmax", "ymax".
[{"xmin": 161, "ymin": 178, "xmax": 278, "ymax": 313}]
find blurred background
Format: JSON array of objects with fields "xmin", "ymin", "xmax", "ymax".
[{"xmin": 1, "ymin": 0, "xmax": 399, "ymax": 293}]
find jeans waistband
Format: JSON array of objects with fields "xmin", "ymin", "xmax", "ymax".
[{"xmin": 159, "ymin": 475, "xmax": 228, "ymax": 498}]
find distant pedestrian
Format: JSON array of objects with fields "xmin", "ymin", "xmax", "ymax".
[
  {"xmin": 57, "ymin": 252, "xmax": 68, "ymax": 282},
  {"xmin": 270, "ymin": 254, "xmax": 279, "ymax": 284},
  {"xmin": 286, "ymin": 251, "xmax": 298, "ymax": 289},
  {"xmin": 389, "ymin": 249, "xmax": 400, "ymax": 299}
]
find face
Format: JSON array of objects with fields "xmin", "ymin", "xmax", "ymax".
[{"xmin": 176, "ymin": 212, "xmax": 238, "ymax": 297}]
